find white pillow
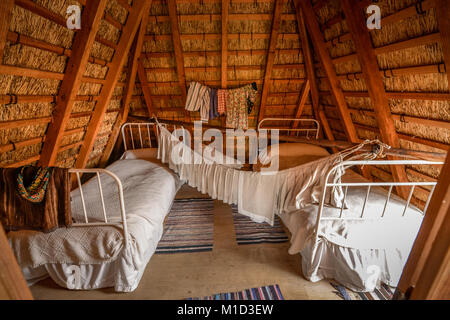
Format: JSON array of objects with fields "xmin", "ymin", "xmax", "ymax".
[{"xmin": 121, "ymin": 148, "xmax": 158, "ymax": 161}]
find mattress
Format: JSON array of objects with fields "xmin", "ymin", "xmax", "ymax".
[
  {"xmin": 8, "ymin": 159, "xmax": 182, "ymax": 292},
  {"xmin": 279, "ymin": 170, "xmax": 424, "ymax": 292}
]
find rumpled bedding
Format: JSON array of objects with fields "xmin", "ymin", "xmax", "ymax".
[
  {"xmin": 8, "ymin": 159, "xmax": 181, "ymax": 291},
  {"xmin": 280, "ymin": 170, "xmax": 424, "ymax": 291}
]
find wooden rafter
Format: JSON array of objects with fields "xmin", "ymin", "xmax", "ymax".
[
  {"xmin": 167, "ymin": 0, "xmax": 190, "ymax": 122},
  {"xmin": 292, "ymin": 80, "xmax": 310, "ymax": 128},
  {"xmin": 0, "ymin": 0, "xmax": 14, "ymax": 62},
  {"xmin": 340, "ymin": 0, "xmax": 409, "ymax": 198},
  {"xmin": 137, "ymin": 58, "xmax": 154, "ymax": 117},
  {"xmin": 99, "ymin": 14, "xmax": 150, "ymax": 167},
  {"xmin": 75, "ymin": 0, "xmax": 150, "ymax": 169},
  {"xmin": 257, "ymin": 0, "xmax": 284, "ymax": 122},
  {"xmin": 436, "ymin": 0, "xmax": 450, "ymax": 87},
  {"xmin": 293, "ymin": 3, "xmax": 334, "ymax": 145},
  {"xmin": 38, "ymin": 0, "xmax": 108, "ymax": 167},
  {"xmin": 297, "ymin": 0, "xmax": 358, "ymax": 144}
]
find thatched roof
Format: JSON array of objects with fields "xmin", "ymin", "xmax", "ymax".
[{"xmin": 0, "ymin": 0, "xmax": 449, "ymax": 207}]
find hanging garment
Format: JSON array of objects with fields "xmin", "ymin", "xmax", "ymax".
[
  {"xmin": 200, "ymin": 86, "xmax": 211, "ymax": 122},
  {"xmin": 209, "ymin": 88, "xmax": 219, "ymax": 120},
  {"xmin": 185, "ymin": 82, "xmax": 203, "ymax": 111},
  {"xmin": 0, "ymin": 167, "xmax": 72, "ymax": 233},
  {"xmin": 217, "ymin": 89, "xmax": 227, "ymax": 115},
  {"xmin": 226, "ymin": 84, "xmax": 257, "ymax": 130}
]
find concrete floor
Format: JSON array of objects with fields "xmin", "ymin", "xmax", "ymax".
[{"xmin": 30, "ymin": 184, "xmax": 339, "ymax": 300}]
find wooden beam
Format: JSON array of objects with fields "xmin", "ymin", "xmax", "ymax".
[
  {"xmin": 38, "ymin": 0, "xmax": 108, "ymax": 167},
  {"xmin": 292, "ymin": 80, "xmax": 310, "ymax": 128},
  {"xmin": 398, "ymin": 153, "xmax": 450, "ymax": 299},
  {"xmin": 0, "ymin": 225, "xmax": 33, "ymax": 300},
  {"xmin": 99, "ymin": 12, "xmax": 150, "ymax": 167},
  {"xmin": 0, "ymin": 0, "xmax": 14, "ymax": 63},
  {"xmin": 167, "ymin": 0, "xmax": 190, "ymax": 122},
  {"xmin": 436, "ymin": 0, "xmax": 450, "ymax": 88},
  {"xmin": 137, "ymin": 58, "xmax": 154, "ymax": 117},
  {"xmin": 75, "ymin": 0, "xmax": 150, "ymax": 169},
  {"xmin": 221, "ymin": 0, "xmax": 229, "ymax": 89},
  {"xmin": 257, "ymin": 0, "xmax": 283, "ymax": 122},
  {"xmin": 341, "ymin": 0, "xmax": 409, "ymax": 199},
  {"xmin": 297, "ymin": 0, "xmax": 359, "ymax": 144}
]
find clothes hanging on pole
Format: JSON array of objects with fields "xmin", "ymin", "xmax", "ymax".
[
  {"xmin": 209, "ymin": 88, "xmax": 219, "ymax": 120},
  {"xmin": 226, "ymin": 84, "xmax": 257, "ymax": 130},
  {"xmin": 185, "ymin": 81, "xmax": 203, "ymax": 111},
  {"xmin": 200, "ymin": 87, "xmax": 211, "ymax": 122},
  {"xmin": 217, "ymin": 89, "xmax": 227, "ymax": 115}
]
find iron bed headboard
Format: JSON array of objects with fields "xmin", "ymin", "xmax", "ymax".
[{"xmin": 257, "ymin": 118, "xmax": 320, "ymax": 139}]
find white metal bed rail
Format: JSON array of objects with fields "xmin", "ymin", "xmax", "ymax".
[
  {"xmin": 121, "ymin": 122, "xmax": 160, "ymax": 151},
  {"xmin": 257, "ymin": 118, "xmax": 320, "ymax": 139},
  {"xmin": 69, "ymin": 168, "xmax": 129, "ymax": 249},
  {"xmin": 314, "ymin": 159, "xmax": 444, "ymax": 242}
]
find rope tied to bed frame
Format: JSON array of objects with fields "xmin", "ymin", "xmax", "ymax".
[{"xmin": 339, "ymin": 139, "xmax": 391, "ymax": 171}]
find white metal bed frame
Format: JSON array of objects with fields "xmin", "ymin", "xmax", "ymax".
[
  {"xmin": 69, "ymin": 168, "xmax": 129, "ymax": 249},
  {"xmin": 257, "ymin": 117, "xmax": 321, "ymax": 139},
  {"xmin": 121, "ymin": 122, "xmax": 163, "ymax": 151},
  {"xmin": 314, "ymin": 159, "xmax": 443, "ymax": 244}
]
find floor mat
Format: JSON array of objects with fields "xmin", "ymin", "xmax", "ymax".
[
  {"xmin": 155, "ymin": 198, "xmax": 214, "ymax": 253},
  {"xmin": 187, "ymin": 284, "xmax": 285, "ymax": 300},
  {"xmin": 330, "ymin": 282, "xmax": 395, "ymax": 300},
  {"xmin": 231, "ymin": 205, "xmax": 289, "ymax": 245}
]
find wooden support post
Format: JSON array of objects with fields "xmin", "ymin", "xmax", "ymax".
[
  {"xmin": 398, "ymin": 154, "xmax": 450, "ymax": 299},
  {"xmin": 75, "ymin": 0, "xmax": 151, "ymax": 169},
  {"xmin": 0, "ymin": 0, "xmax": 14, "ymax": 63},
  {"xmin": 39, "ymin": 0, "xmax": 108, "ymax": 167},
  {"xmin": 167, "ymin": 0, "xmax": 190, "ymax": 122},
  {"xmin": 340, "ymin": 0, "xmax": 409, "ymax": 198},
  {"xmin": 221, "ymin": 0, "xmax": 229, "ymax": 127},
  {"xmin": 0, "ymin": 225, "xmax": 33, "ymax": 300},
  {"xmin": 257, "ymin": 0, "xmax": 283, "ymax": 122},
  {"xmin": 99, "ymin": 13, "xmax": 149, "ymax": 167}
]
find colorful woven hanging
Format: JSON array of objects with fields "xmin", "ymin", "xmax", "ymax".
[{"xmin": 16, "ymin": 167, "xmax": 52, "ymax": 203}]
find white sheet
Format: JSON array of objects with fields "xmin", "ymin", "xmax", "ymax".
[
  {"xmin": 8, "ymin": 159, "xmax": 182, "ymax": 292},
  {"xmin": 280, "ymin": 170, "xmax": 423, "ymax": 292},
  {"xmin": 157, "ymin": 125, "xmax": 347, "ymax": 225}
]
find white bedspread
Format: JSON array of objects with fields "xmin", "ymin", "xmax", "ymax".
[
  {"xmin": 280, "ymin": 171, "xmax": 424, "ymax": 291},
  {"xmin": 8, "ymin": 159, "xmax": 181, "ymax": 291},
  {"xmin": 157, "ymin": 125, "xmax": 346, "ymax": 225}
]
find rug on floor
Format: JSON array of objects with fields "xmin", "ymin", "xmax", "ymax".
[
  {"xmin": 187, "ymin": 284, "xmax": 285, "ymax": 300},
  {"xmin": 330, "ymin": 282, "xmax": 395, "ymax": 300},
  {"xmin": 155, "ymin": 198, "xmax": 214, "ymax": 254},
  {"xmin": 231, "ymin": 205, "xmax": 289, "ymax": 245}
]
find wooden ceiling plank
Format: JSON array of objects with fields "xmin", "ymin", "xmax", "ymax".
[
  {"xmin": 167, "ymin": 0, "xmax": 190, "ymax": 122},
  {"xmin": 38, "ymin": 0, "xmax": 108, "ymax": 167},
  {"xmin": 340, "ymin": 0, "xmax": 409, "ymax": 198},
  {"xmin": 74, "ymin": 0, "xmax": 150, "ymax": 169},
  {"xmin": 257, "ymin": 0, "xmax": 284, "ymax": 122}
]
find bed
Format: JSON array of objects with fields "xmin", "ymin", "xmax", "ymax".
[
  {"xmin": 7, "ymin": 122, "xmax": 182, "ymax": 292},
  {"xmin": 156, "ymin": 118, "xmax": 443, "ymax": 293}
]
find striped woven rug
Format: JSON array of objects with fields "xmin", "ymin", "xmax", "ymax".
[
  {"xmin": 231, "ymin": 205, "xmax": 288, "ymax": 245},
  {"xmin": 155, "ymin": 198, "xmax": 214, "ymax": 254},
  {"xmin": 188, "ymin": 284, "xmax": 284, "ymax": 300},
  {"xmin": 330, "ymin": 282, "xmax": 395, "ymax": 300}
]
